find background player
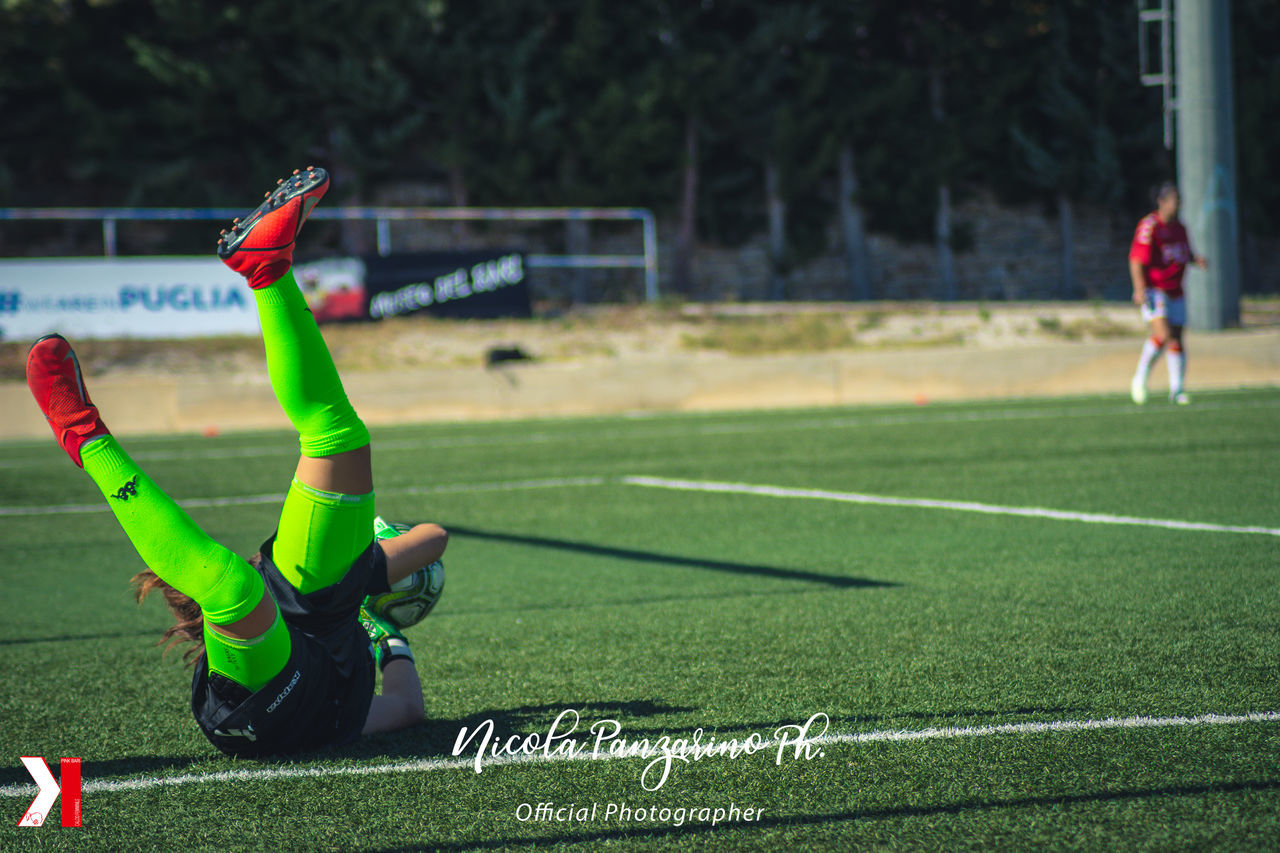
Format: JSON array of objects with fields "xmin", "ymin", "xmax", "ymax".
[
  {"xmin": 26, "ymin": 166, "xmax": 447, "ymax": 756},
  {"xmin": 1128, "ymin": 181, "xmax": 1208, "ymax": 405}
]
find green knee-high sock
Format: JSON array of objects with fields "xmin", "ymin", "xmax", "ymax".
[
  {"xmin": 80, "ymin": 436, "xmax": 264, "ymax": 626},
  {"xmin": 254, "ymin": 268, "xmax": 370, "ymax": 457},
  {"xmin": 203, "ymin": 610, "xmax": 292, "ymax": 691}
]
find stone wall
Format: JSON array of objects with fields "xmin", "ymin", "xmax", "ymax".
[
  {"xmin": 681, "ymin": 193, "xmax": 1136, "ymax": 304},
  {"xmin": 675, "ymin": 194, "xmax": 1280, "ymax": 304}
]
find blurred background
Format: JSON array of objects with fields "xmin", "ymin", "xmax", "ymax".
[{"xmin": 1, "ymin": 0, "xmax": 1276, "ymax": 306}]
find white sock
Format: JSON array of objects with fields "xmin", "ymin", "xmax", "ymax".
[
  {"xmin": 1167, "ymin": 348, "xmax": 1185, "ymax": 396},
  {"xmin": 1135, "ymin": 337, "xmax": 1164, "ymax": 384}
]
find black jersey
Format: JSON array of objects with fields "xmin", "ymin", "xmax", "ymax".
[{"xmin": 191, "ymin": 534, "xmax": 391, "ymax": 757}]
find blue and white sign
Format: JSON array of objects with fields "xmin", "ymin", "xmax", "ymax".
[{"xmin": 0, "ymin": 258, "xmax": 258, "ymax": 340}]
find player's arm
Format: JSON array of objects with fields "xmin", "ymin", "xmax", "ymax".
[
  {"xmin": 1129, "ymin": 257, "xmax": 1148, "ymax": 305},
  {"xmin": 360, "ymin": 521, "xmax": 444, "ymax": 735},
  {"xmin": 1129, "ymin": 219, "xmax": 1154, "ymax": 306},
  {"xmin": 381, "ymin": 523, "xmax": 448, "ymax": 586},
  {"xmin": 363, "ymin": 658, "xmax": 425, "ymax": 735},
  {"xmin": 1185, "ymin": 233, "xmax": 1209, "ymax": 270}
]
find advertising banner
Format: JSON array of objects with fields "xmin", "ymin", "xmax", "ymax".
[
  {"xmin": 0, "ymin": 250, "xmax": 530, "ymax": 340},
  {"xmin": 297, "ymin": 250, "xmax": 531, "ymax": 323},
  {"xmin": 0, "ymin": 258, "xmax": 257, "ymax": 340}
]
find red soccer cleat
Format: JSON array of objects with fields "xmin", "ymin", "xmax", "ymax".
[
  {"xmin": 216, "ymin": 166, "xmax": 329, "ymax": 289},
  {"xmin": 27, "ymin": 334, "xmax": 110, "ymax": 468}
]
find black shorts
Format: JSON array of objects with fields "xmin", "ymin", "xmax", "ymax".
[{"xmin": 191, "ymin": 535, "xmax": 390, "ymax": 758}]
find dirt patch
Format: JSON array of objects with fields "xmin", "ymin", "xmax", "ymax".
[
  {"xmin": 2, "ymin": 300, "xmax": 1276, "ymax": 439},
  {"xmin": 0, "ymin": 300, "xmax": 1184, "ymax": 379}
]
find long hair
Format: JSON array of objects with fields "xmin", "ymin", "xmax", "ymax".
[{"xmin": 130, "ymin": 570, "xmax": 207, "ymax": 665}]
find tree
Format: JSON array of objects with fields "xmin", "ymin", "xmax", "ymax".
[
  {"xmin": 852, "ymin": 2, "xmax": 960, "ymax": 291},
  {"xmin": 704, "ymin": 1, "xmax": 834, "ymax": 299},
  {"xmin": 5, "ymin": 0, "xmax": 1278, "ymax": 303},
  {"xmin": 650, "ymin": 0, "xmax": 733, "ymax": 296},
  {"xmin": 999, "ymin": 2, "xmax": 1169, "ymax": 297},
  {"xmin": 1006, "ymin": 2, "xmax": 1100, "ymax": 297},
  {"xmin": 1232, "ymin": 0, "xmax": 1280, "ymax": 238},
  {"xmin": 817, "ymin": 0, "xmax": 878, "ymax": 300},
  {"xmin": 543, "ymin": 0, "xmax": 679, "ymax": 300}
]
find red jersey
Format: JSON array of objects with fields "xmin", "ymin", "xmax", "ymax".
[{"xmin": 1129, "ymin": 212, "xmax": 1194, "ymax": 296}]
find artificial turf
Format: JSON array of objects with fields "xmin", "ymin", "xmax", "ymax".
[{"xmin": 1, "ymin": 388, "xmax": 1277, "ymax": 850}]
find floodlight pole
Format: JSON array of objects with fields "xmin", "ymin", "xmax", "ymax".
[{"xmin": 1174, "ymin": 0, "xmax": 1241, "ymax": 330}]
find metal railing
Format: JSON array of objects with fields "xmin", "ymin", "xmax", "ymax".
[{"xmin": 0, "ymin": 206, "xmax": 660, "ymax": 301}]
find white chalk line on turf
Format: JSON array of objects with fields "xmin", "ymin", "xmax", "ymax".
[
  {"xmin": 1, "ymin": 397, "xmax": 1275, "ymax": 470},
  {"xmin": 0, "ymin": 710, "xmax": 1276, "ymax": 799},
  {"xmin": 623, "ymin": 476, "xmax": 1280, "ymax": 538},
  {"xmin": 0, "ymin": 477, "xmax": 606, "ymax": 517}
]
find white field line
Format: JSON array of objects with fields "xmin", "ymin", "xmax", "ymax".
[
  {"xmin": 1, "ymin": 397, "xmax": 1276, "ymax": 470},
  {"xmin": 0, "ymin": 710, "xmax": 1276, "ymax": 799},
  {"xmin": 623, "ymin": 476, "xmax": 1280, "ymax": 537},
  {"xmin": 0, "ymin": 477, "xmax": 606, "ymax": 517}
]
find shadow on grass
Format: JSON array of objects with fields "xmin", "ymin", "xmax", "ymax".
[
  {"xmin": 441, "ymin": 585, "xmax": 838, "ymax": 617},
  {"xmin": 366, "ymin": 777, "xmax": 1280, "ymax": 852},
  {"xmin": 0, "ymin": 629, "xmax": 160, "ymax": 647},
  {"xmin": 1, "ymin": 524, "xmax": 894, "ymax": 649},
  {"xmin": 446, "ymin": 524, "xmax": 895, "ymax": 590}
]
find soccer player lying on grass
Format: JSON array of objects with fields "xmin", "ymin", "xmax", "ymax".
[{"xmin": 26, "ymin": 167, "xmax": 448, "ymax": 756}]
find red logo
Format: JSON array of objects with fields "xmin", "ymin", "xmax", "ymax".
[{"xmin": 16, "ymin": 757, "xmax": 81, "ymax": 828}]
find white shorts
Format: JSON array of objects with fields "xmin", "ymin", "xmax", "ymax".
[{"xmin": 1141, "ymin": 290, "xmax": 1186, "ymax": 326}]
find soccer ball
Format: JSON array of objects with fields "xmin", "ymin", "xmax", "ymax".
[
  {"xmin": 366, "ymin": 520, "xmax": 445, "ymax": 629},
  {"xmin": 366, "ymin": 559, "xmax": 445, "ymax": 629}
]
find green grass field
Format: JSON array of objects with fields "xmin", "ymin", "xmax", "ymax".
[{"xmin": 2, "ymin": 389, "xmax": 1278, "ymax": 851}]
